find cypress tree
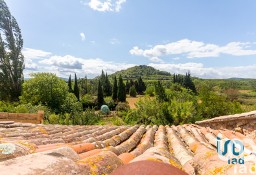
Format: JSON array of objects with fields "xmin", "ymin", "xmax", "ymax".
[
  {"xmin": 74, "ymin": 73, "xmax": 80, "ymax": 101},
  {"xmin": 125, "ymin": 79, "xmax": 130, "ymax": 94},
  {"xmin": 117, "ymin": 75, "xmax": 126, "ymax": 102},
  {"xmin": 112, "ymin": 76, "xmax": 118, "ymax": 101},
  {"xmin": 129, "ymin": 86, "xmax": 137, "ymax": 97},
  {"xmin": 97, "ymin": 80, "xmax": 104, "ymax": 106},
  {"xmin": 183, "ymin": 72, "xmax": 197, "ymax": 93},
  {"xmin": 68, "ymin": 75, "xmax": 73, "ymax": 92},
  {"xmin": 103, "ymin": 73, "xmax": 112, "ymax": 96},
  {"xmin": 137, "ymin": 76, "xmax": 146, "ymax": 94},
  {"xmin": 81, "ymin": 75, "xmax": 88, "ymax": 95}
]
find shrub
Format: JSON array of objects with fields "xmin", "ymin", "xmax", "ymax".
[
  {"xmin": 48, "ymin": 114, "xmax": 60, "ymax": 124},
  {"xmin": 129, "ymin": 86, "xmax": 137, "ymax": 97},
  {"xmin": 81, "ymin": 109, "xmax": 101, "ymax": 125},
  {"xmin": 124, "ymin": 97, "xmax": 170, "ymax": 125},
  {"xmin": 81, "ymin": 94, "xmax": 97, "ymax": 109},
  {"xmin": 145, "ymin": 86, "xmax": 155, "ymax": 97},
  {"xmin": 61, "ymin": 93, "xmax": 83, "ymax": 114},
  {"xmin": 104, "ymin": 96, "xmax": 116, "ymax": 110},
  {"xmin": 115, "ymin": 102, "xmax": 130, "ymax": 112}
]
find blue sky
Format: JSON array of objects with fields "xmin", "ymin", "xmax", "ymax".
[{"xmin": 5, "ymin": 0, "xmax": 256, "ymax": 78}]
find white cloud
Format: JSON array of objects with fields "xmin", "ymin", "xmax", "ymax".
[
  {"xmin": 149, "ymin": 57, "xmax": 164, "ymax": 63},
  {"xmin": 86, "ymin": 0, "xmax": 126, "ymax": 12},
  {"xmin": 149, "ymin": 63, "xmax": 256, "ymax": 79},
  {"xmin": 22, "ymin": 48, "xmax": 52, "ymax": 59},
  {"xmin": 80, "ymin": 32, "xmax": 86, "ymax": 41},
  {"xmin": 130, "ymin": 39, "xmax": 256, "ymax": 60},
  {"xmin": 23, "ymin": 48, "xmax": 256, "ymax": 79},
  {"xmin": 40, "ymin": 55, "xmax": 84, "ymax": 69}
]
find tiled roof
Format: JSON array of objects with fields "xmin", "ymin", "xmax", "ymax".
[{"xmin": 0, "ymin": 119, "xmax": 256, "ymax": 174}]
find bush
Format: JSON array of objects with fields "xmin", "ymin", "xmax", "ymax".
[
  {"xmin": 124, "ymin": 97, "xmax": 171, "ymax": 125},
  {"xmin": 104, "ymin": 96, "xmax": 116, "ymax": 110},
  {"xmin": 61, "ymin": 93, "xmax": 83, "ymax": 114},
  {"xmin": 145, "ymin": 86, "xmax": 155, "ymax": 97},
  {"xmin": 115, "ymin": 102, "xmax": 130, "ymax": 112},
  {"xmin": 81, "ymin": 94, "xmax": 97, "ymax": 109},
  {"xmin": 129, "ymin": 86, "xmax": 137, "ymax": 97},
  {"xmin": 81, "ymin": 109, "xmax": 101, "ymax": 125},
  {"xmin": 48, "ymin": 114, "xmax": 60, "ymax": 124}
]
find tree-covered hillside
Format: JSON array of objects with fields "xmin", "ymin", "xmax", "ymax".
[{"xmin": 109, "ymin": 65, "xmax": 172, "ymax": 80}]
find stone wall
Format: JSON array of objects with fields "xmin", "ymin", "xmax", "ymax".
[
  {"xmin": 195, "ymin": 111, "xmax": 256, "ymax": 135},
  {"xmin": 0, "ymin": 111, "xmax": 44, "ymax": 124}
]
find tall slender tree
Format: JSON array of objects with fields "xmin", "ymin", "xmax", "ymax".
[
  {"xmin": 97, "ymin": 80, "xmax": 104, "ymax": 106},
  {"xmin": 103, "ymin": 73, "xmax": 112, "ymax": 96},
  {"xmin": 73, "ymin": 73, "xmax": 80, "ymax": 100},
  {"xmin": 117, "ymin": 75, "xmax": 126, "ymax": 102},
  {"xmin": 68, "ymin": 74, "xmax": 73, "ymax": 92},
  {"xmin": 125, "ymin": 79, "xmax": 130, "ymax": 94},
  {"xmin": 0, "ymin": 0, "xmax": 24, "ymax": 101},
  {"xmin": 112, "ymin": 76, "xmax": 118, "ymax": 101}
]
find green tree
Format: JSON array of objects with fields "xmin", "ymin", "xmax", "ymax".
[
  {"xmin": 137, "ymin": 76, "xmax": 146, "ymax": 94},
  {"xmin": 68, "ymin": 74, "xmax": 73, "ymax": 93},
  {"xmin": 183, "ymin": 72, "xmax": 197, "ymax": 94},
  {"xmin": 129, "ymin": 86, "xmax": 137, "ymax": 97},
  {"xmin": 117, "ymin": 75, "xmax": 126, "ymax": 102},
  {"xmin": 112, "ymin": 76, "xmax": 118, "ymax": 101},
  {"xmin": 155, "ymin": 81, "xmax": 167, "ymax": 102},
  {"xmin": 20, "ymin": 73, "xmax": 68, "ymax": 112},
  {"xmin": 125, "ymin": 79, "xmax": 130, "ymax": 94},
  {"xmin": 61, "ymin": 93, "xmax": 82, "ymax": 114},
  {"xmin": 80, "ymin": 75, "xmax": 88, "ymax": 96},
  {"xmin": 145, "ymin": 86, "xmax": 155, "ymax": 96},
  {"xmin": 0, "ymin": 0, "xmax": 24, "ymax": 101},
  {"xmin": 97, "ymin": 80, "xmax": 104, "ymax": 106},
  {"xmin": 73, "ymin": 73, "xmax": 80, "ymax": 101},
  {"xmin": 103, "ymin": 73, "xmax": 112, "ymax": 96}
]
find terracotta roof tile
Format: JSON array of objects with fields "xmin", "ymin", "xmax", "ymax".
[{"xmin": 1, "ymin": 112, "xmax": 256, "ymax": 174}]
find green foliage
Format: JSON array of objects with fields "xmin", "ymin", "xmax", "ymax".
[
  {"xmin": 68, "ymin": 75, "xmax": 73, "ymax": 93},
  {"xmin": 0, "ymin": 0, "xmax": 24, "ymax": 101},
  {"xmin": 104, "ymin": 96, "xmax": 116, "ymax": 110},
  {"xmin": 112, "ymin": 76, "xmax": 118, "ymax": 101},
  {"xmin": 109, "ymin": 65, "xmax": 172, "ymax": 80},
  {"xmin": 97, "ymin": 80, "xmax": 104, "ymax": 107},
  {"xmin": 61, "ymin": 93, "xmax": 82, "ymax": 114},
  {"xmin": 103, "ymin": 73, "xmax": 112, "ymax": 97},
  {"xmin": 81, "ymin": 94, "xmax": 96, "ymax": 109},
  {"xmin": 80, "ymin": 76, "xmax": 88, "ymax": 96},
  {"xmin": 145, "ymin": 86, "xmax": 155, "ymax": 96},
  {"xmin": 48, "ymin": 114, "xmax": 60, "ymax": 124},
  {"xmin": 124, "ymin": 97, "xmax": 170, "ymax": 125},
  {"xmin": 100, "ymin": 105, "xmax": 110, "ymax": 115},
  {"xmin": 197, "ymin": 85, "xmax": 243, "ymax": 118},
  {"xmin": 125, "ymin": 79, "xmax": 130, "ymax": 94},
  {"xmin": 73, "ymin": 73, "xmax": 80, "ymax": 101},
  {"xmin": 136, "ymin": 77, "xmax": 146, "ymax": 94},
  {"xmin": 155, "ymin": 81, "xmax": 167, "ymax": 102},
  {"xmin": 117, "ymin": 75, "xmax": 126, "ymax": 102},
  {"xmin": 129, "ymin": 86, "xmax": 137, "ymax": 97},
  {"xmin": 80, "ymin": 109, "xmax": 101, "ymax": 125},
  {"xmin": 115, "ymin": 102, "xmax": 130, "ymax": 112},
  {"xmin": 20, "ymin": 73, "xmax": 68, "ymax": 112}
]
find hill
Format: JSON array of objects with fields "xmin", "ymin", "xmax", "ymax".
[{"xmin": 109, "ymin": 65, "xmax": 172, "ymax": 80}]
